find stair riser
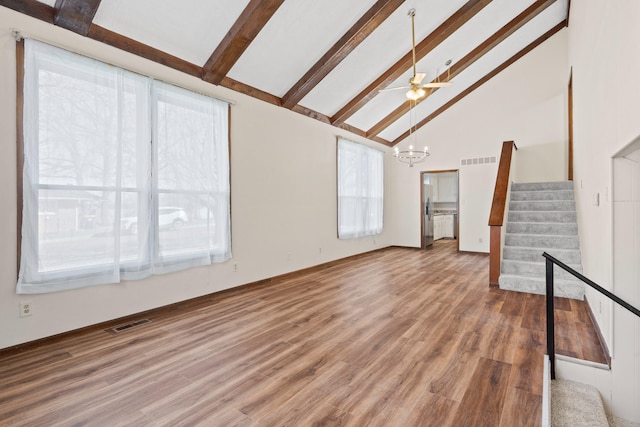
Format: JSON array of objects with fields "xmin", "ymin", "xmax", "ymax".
[
  {"xmin": 510, "ymin": 201, "xmax": 575, "ymax": 211},
  {"xmin": 503, "ymin": 247, "xmax": 581, "ymax": 264},
  {"xmin": 505, "ymin": 234, "xmax": 580, "ymax": 249},
  {"xmin": 508, "ymin": 211, "xmax": 577, "ymax": 223},
  {"xmin": 506, "ymin": 223, "xmax": 578, "ymax": 235},
  {"xmin": 501, "ymin": 261, "xmax": 583, "ymax": 280},
  {"xmin": 512, "ymin": 182, "xmax": 574, "ymax": 192},
  {"xmin": 510, "ymin": 190, "xmax": 574, "ymax": 201},
  {"xmin": 499, "ymin": 276, "xmax": 584, "ymax": 299}
]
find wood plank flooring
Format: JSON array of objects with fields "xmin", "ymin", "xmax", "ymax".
[{"xmin": 0, "ymin": 240, "xmax": 607, "ymax": 426}]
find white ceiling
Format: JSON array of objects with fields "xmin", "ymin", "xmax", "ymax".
[{"xmin": 26, "ymin": 0, "xmax": 569, "ymax": 145}]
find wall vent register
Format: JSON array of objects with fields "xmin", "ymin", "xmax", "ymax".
[{"xmin": 460, "ymin": 157, "xmax": 497, "ymax": 166}]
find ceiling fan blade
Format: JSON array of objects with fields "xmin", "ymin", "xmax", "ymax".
[
  {"xmin": 424, "ymin": 81, "xmax": 453, "ymax": 88},
  {"xmin": 379, "ymin": 85, "xmax": 411, "ymax": 92},
  {"xmin": 411, "ymin": 73, "xmax": 426, "ymax": 85}
]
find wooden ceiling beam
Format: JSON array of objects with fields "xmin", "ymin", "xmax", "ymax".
[
  {"xmin": 54, "ymin": 0, "xmax": 101, "ymax": 36},
  {"xmin": 330, "ymin": 0, "xmax": 492, "ymax": 126},
  {"xmin": 290, "ymin": 105, "xmax": 392, "ymax": 146},
  {"xmin": 0, "ymin": 0, "xmax": 55, "ymax": 23},
  {"xmin": 367, "ymin": 0, "xmax": 557, "ymax": 138},
  {"xmin": 202, "ymin": 0, "xmax": 285, "ymax": 85},
  {"xmin": 280, "ymin": 0, "xmax": 405, "ymax": 110},
  {"xmin": 219, "ymin": 77, "xmax": 282, "ymax": 107},
  {"xmin": 87, "ymin": 25, "xmax": 202, "ymax": 77},
  {"xmin": 391, "ymin": 21, "xmax": 566, "ymax": 146}
]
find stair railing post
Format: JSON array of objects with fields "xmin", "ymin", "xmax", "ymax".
[{"xmin": 545, "ymin": 257, "xmax": 556, "ymax": 379}]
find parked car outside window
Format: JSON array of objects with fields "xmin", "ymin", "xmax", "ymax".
[{"xmin": 121, "ymin": 207, "xmax": 188, "ymax": 234}]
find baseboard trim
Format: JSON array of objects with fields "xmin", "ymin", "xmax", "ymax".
[
  {"xmin": 2, "ymin": 245, "xmax": 398, "ymax": 355},
  {"xmin": 584, "ymin": 295, "xmax": 612, "ymax": 367},
  {"xmin": 555, "ymin": 354, "xmax": 610, "ymax": 371}
]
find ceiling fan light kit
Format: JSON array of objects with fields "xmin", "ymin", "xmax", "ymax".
[{"xmin": 406, "ymin": 87, "xmax": 425, "ymax": 100}]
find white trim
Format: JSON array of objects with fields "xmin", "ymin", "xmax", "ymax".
[
  {"xmin": 555, "ymin": 354, "xmax": 610, "ymax": 371},
  {"xmin": 542, "ymin": 355, "xmax": 551, "ymax": 427}
]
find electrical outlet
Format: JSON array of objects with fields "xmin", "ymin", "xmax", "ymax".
[
  {"xmin": 478, "ymin": 237, "xmax": 483, "ymax": 244},
  {"xmin": 20, "ymin": 302, "xmax": 32, "ymax": 318},
  {"xmin": 233, "ymin": 263, "xmax": 238, "ymax": 272},
  {"xmin": 319, "ymin": 247, "xmax": 322, "ymax": 255},
  {"xmin": 373, "ymin": 239, "xmax": 376, "ymax": 245}
]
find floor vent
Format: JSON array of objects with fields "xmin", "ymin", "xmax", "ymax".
[{"xmin": 108, "ymin": 319, "xmax": 151, "ymax": 333}]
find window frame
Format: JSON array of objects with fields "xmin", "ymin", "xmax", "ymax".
[
  {"xmin": 16, "ymin": 39, "xmax": 232, "ymax": 293},
  {"xmin": 336, "ymin": 137, "xmax": 384, "ymax": 239}
]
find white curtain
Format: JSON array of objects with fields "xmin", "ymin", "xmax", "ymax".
[
  {"xmin": 17, "ymin": 40, "xmax": 230, "ymax": 294},
  {"xmin": 337, "ymin": 138, "xmax": 384, "ymax": 239}
]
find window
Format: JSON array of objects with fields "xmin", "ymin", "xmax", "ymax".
[
  {"xmin": 337, "ymin": 138, "xmax": 384, "ymax": 239},
  {"xmin": 17, "ymin": 40, "xmax": 231, "ymax": 294}
]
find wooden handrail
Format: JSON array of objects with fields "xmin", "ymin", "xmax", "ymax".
[
  {"xmin": 568, "ymin": 71, "xmax": 574, "ymax": 181},
  {"xmin": 489, "ymin": 140, "xmax": 517, "ymax": 286},
  {"xmin": 489, "ymin": 141, "xmax": 517, "ymax": 226}
]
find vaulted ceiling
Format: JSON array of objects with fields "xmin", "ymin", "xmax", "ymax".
[{"xmin": 1, "ymin": 0, "xmax": 569, "ymax": 146}]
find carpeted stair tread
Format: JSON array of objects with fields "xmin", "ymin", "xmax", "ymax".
[
  {"xmin": 509, "ymin": 200, "xmax": 576, "ymax": 211},
  {"xmin": 551, "ymin": 379, "xmax": 609, "ymax": 427},
  {"xmin": 508, "ymin": 211, "xmax": 577, "ymax": 223},
  {"xmin": 510, "ymin": 189, "xmax": 574, "ymax": 201},
  {"xmin": 506, "ymin": 222, "xmax": 578, "ymax": 235},
  {"xmin": 501, "ymin": 259, "xmax": 583, "ymax": 280},
  {"xmin": 505, "ymin": 233, "xmax": 580, "ymax": 249},
  {"xmin": 512, "ymin": 181, "xmax": 574, "ymax": 191},
  {"xmin": 503, "ymin": 246, "xmax": 581, "ymax": 264},
  {"xmin": 499, "ymin": 274, "xmax": 584, "ymax": 299}
]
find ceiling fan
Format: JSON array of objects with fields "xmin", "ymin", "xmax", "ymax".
[{"xmin": 381, "ymin": 9, "xmax": 453, "ymax": 100}]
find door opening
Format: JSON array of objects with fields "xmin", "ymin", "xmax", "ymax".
[{"xmin": 421, "ymin": 170, "xmax": 460, "ymax": 251}]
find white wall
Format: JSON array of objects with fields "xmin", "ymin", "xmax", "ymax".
[
  {"xmin": 568, "ymin": 0, "xmax": 640, "ymax": 422},
  {"xmin": 389, "ymin": 29, "xmax": 569, "ymax": 251},
  {"xmin": 611, "ymin": 150, "xmax": 640, "ymax": 420},
  {"xmin": 0, "ymin": 8, "xmax": 393, "ymax": 349}
]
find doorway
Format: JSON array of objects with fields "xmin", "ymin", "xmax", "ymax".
[{"xmin": 421, "ymin": 170, "xmax": 460, "ymax": 251}]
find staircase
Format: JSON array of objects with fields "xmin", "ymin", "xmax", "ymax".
[{"xmin": 499, "ymin": 181, "xmax": 585, "ymax": 299}]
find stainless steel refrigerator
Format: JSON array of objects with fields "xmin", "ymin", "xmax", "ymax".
[{"xmin": 423, "ymin": 184, "xmax": 434, "ymax": 247}]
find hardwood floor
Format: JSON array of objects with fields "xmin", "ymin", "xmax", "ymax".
[{"xmin": 0, "ymin": 240, "xmax": 607, "ymax": 426}]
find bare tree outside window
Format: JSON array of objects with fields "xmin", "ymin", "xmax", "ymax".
[{"xmin": 18, "ymin": 40, "xmax": 230, "ymax": 294}]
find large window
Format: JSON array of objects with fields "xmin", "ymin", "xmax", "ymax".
[
  {"xmin": 337, "ymin": 138, "xmax": 384, "ymax": 239},
  {"xmin": 17, "ymin": 40, "xmax": 231, "ymax": 294}
]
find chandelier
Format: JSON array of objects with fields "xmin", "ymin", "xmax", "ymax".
[
  {"xmin": 393, "ymin": 144, "xmax": 429, "ymax": 167},
  {"xmin": 393, "ymin": 99, "xmax": 429, "ymax": 167}
]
